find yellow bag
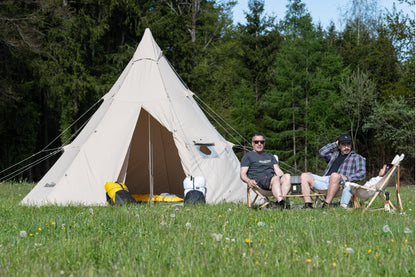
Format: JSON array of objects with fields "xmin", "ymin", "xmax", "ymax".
[{"xmin": 104, "ymin": 182, "xmax": 136, "ymax": 205}]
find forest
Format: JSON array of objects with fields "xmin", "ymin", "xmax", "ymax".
[{"xmin": 0, "ymin": 0, "xmax": 414, "ymax": 183}]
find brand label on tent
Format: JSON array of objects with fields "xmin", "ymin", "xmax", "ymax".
[{"xmin": 44, "ymin": 182, "xmax": 56, "ymax": 187}]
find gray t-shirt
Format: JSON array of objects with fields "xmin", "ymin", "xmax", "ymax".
[{"xmin": 241, "ymin": 151, "xmax": 278, "ymax": 181}]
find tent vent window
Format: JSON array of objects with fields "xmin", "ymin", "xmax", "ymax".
[{"xmin": 195, "ymin": 144, "xmax": 218, "ymax": 158}]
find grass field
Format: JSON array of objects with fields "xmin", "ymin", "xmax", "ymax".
[{"xmin": 0, "ymin": 182, "xmax": 414, "ymax": 276}]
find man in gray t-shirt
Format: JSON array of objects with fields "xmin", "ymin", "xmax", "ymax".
[{"xmin": 240, "ymin": 133, "xmax": 291, "ymax": 209}]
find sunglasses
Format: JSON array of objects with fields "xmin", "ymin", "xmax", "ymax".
[{"xmin": 253, "ymin": 140, "xmax": 265, "ymax": 145}]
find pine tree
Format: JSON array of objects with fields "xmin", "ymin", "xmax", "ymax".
[{"xmin": 263, "ymin": 0, "xmax": 346, "ymax": 172}]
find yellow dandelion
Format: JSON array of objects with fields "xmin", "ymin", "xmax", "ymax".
[
  {"xmin": 367, "ymin": 249, "xmax": 372, "ymax": 254},
  {"xmin": 255, "ymin": 261, "xmax": 259, "ymax": 265},
  {"xmin": 263, "ymin": 238, "xmax": 266, "ymax": 242},
  {"xmin": 294, "ymin": 250, "xmax": 298, "ymax": 253},
  {"xmin": 373, "ymin": 232, "xmax": 377, "ymax": 236},
  {"xmin": 409, "ymin": 201, "xmax": 412, "ymax": 204},
  {"xmin": 307, "ymin": 259, "xmax": 312, "ymax": 263},
  {"xmin": 405, "ymin": 239, "xmax": 408, "ymax": 243},
  {"xmin": 38, "ymin": 228, "xmax": 42, "ymax": 231},
  {"xmin": 245, "ymin": 239, "xmax": 251, "ymax": 243},
  {"xmin": 30, "ymin": 234, "xmax": 33, "ymax": 236},
  {"xmin": 51, "ymin": 222, "xmax": 56, "ymax": 225},
  {"xmin": 35, "ymin": 232, "xmax": 39, "ymax": 235},
  {"xmin": 333, "ymin": 262, "xmax": 337, "ymax": 267},
  {"xmin": 219, "ymin": 215, "xmax": 222, "ymax": 218},
  {"xmin": 375, "ymin": 254, "xmax": 380, "ymax": 258}
]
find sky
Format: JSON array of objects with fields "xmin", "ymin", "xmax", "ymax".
[{"xmin": 232, "ymin": 0, "xmax": 415, "ymax": 29}]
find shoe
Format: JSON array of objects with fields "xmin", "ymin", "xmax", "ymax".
[
  {"xmin": 278, "ymin": 200, "xmax": 290, "ymax": 210},
  {"xmin": 268, "ymin": 201, "xmax": 279, "ymax": 209},
  {"xmin": 320, "ymin": 201, "xmax": 329, "ymax": 208},
  {"xmin": 302, "ymin": 203, "xmax": 313, "ymax": 209}
]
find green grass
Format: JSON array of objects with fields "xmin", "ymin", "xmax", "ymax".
[{"xmin": 0, "ymin": 182, "xmax": 414, "ymax": 276}]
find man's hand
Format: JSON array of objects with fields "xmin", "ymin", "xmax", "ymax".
[{"xmin": 247, "ymin": 179, "xmax": 257, "ymax": 189}]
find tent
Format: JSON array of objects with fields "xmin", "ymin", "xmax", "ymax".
[{"xmin": 21, "ymin": 28, "xmax": 246, "ymax": 206}]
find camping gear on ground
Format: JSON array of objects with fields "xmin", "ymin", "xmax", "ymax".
[
  {"xmin": 104, "ymin": 182, "xmax": 137, "ymax": 205},
  {"xmin": 20, "ymin": 28, "xmax": 246, "ymax": 206},
  {"xmin": 132, "ymin": 193, "xmax": 183, "ymax": 202},
  {"xmin": 183, "ymin": 176, "xmax": 206, "ymax": 205}
]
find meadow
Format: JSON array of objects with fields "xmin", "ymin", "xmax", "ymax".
[{"xmin": 0, "ymin": 182, "xmax": 414, "ymax": 276}]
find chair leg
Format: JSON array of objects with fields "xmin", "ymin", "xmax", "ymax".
[
  {"xmin": 353, "ymin": 194, "xmax": 360, "ymax": 208},
  {"xmin": 248, "ymin": 187, "xmax": 261, "ymax": 208},
  {"xmin": 365, "ymin": 191, "xmax": 380, "ymax": 211},
  {"xmin": 396, "ymin": 166, "xmax": 403, "ymax": 210}
]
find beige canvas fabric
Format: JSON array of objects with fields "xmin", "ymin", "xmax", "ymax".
[
  {"xmin": 351, "ymin": 154, "xmax": 404, "ymax": 200},
  {"xmin": 21, "ymin": 28, "xmax": 246, "ymax": 206}
]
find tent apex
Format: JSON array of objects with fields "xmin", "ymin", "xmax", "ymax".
[{"xmin": 133, "ymin": 28, "xmax": 162, "ymax": 62}]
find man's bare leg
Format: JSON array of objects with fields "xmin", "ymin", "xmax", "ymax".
[
  {"xmin": 280, "ymin": 173, "xmax": 292, "ymax": 196},
  {"xmin": 325, "ymin": 173, "xmax": 342, "ymax": 203},
  {"xmin": 301, "ymin": 173, "xmax": 314, "ymax": 203},
  {"xmin": 270, "ymin": 176, "xmax": 284, "ymax": 202}
]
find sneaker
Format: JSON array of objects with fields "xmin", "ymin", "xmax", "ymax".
[
  {"xmin": 278, "ymin": 200, "xmax": 290, "ymax": 210},
  {"xmin": 268, "ymin": 201, "xmax": 279, "ymax": 209},
  {"xmin": 302, "ymin": 203, "xmax": 313, "ymax": 209},
  {"xmin": 320, "ymin": 201, "xmax": 329, "ymax": 208}
]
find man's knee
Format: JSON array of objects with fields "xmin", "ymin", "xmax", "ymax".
[
  {"xmin": 301, "ymin": 173, "xmax": 313, "ymax": 186},
  {"xmin": 281, "ymin": 173, "xmax": 291, "ymax": 184},
  {"xmin": 329, "ymin": 173, "xmax": 342, "ymax": 184},
  {"xmin": 270, "ymin": 176, "xmax": 281, "ymax": 187}
]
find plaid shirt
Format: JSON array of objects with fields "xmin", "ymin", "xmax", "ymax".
[{"xmin": 319, "ymin": 142, "xmax": 366, "ymax": 182}]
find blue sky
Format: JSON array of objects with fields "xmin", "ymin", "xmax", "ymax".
[{"xmin": 233, "ymin": 0, "xmax": 415, "ymax": 29}]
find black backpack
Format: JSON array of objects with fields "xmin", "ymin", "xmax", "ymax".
[
  {"xmin": 183, "ymin": 176, "xmax": 206, "ymax": 205},
  {"xmin": 184, "ymin": 190, "xmax": 206, "ymax": 205}
]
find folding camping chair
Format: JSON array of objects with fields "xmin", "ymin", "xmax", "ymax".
[
  {"xmin": 348, "ymin": 154, "xmax": 404, "ymax": 211},
  {"xmin": 247, "ymin": 185, "xmax": 276, "ymax": 208},
  {"xmin": 247, "ymin": 176, "xmax": 326, "ymax": 209}
]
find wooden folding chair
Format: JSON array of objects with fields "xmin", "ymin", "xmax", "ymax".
[
  {"xmin": 310, "ymin": 187, "xmax": 344, "ymax": 207},
  {"xmin": 247, "ymin": 185, "xmax": 276, "ymax": 208},
  {"xmin": 350, "ymin": 154, "xmax": 404, "ymax": 211}
]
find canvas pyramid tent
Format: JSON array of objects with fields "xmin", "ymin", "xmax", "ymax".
[{"xmin": 21, "ymin": 28, "xmax": 246, "ymax": 206}]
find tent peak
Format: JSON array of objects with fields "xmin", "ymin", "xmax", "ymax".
[{"xmin": 133, "ymin": 28, "xmax": 163, "ymax": 62}]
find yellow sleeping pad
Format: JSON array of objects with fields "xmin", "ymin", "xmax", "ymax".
[{"xmin": 131, "ymin": 194, "xmax": 183, "ymax": 202}]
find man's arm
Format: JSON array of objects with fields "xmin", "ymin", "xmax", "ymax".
[
  {"xmin": 344, "ymin": 155, "xmax": 366, "ymax": 182},
  {"xmin": 319, "ymin": 141, "xmax": 337, "ymax": 163},
  {"xmin": 240, "ymin": 166, "xmax": 257, "ymax": 188},
  {"xmin": 273, "ymin": 164, "xmax": 284, "ymax": 177}
]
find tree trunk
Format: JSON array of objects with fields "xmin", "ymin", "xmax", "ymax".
[
  {"xmin": 190, "ymin": 0, "xmax": 201, "ymax": 42},
  {"xmin": 291, "ymin": 81, "xmax": 297, "ymax": 170}
]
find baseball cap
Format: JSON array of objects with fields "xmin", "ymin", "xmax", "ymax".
[{"xmin": 338, "ymin": 134, "xmax": 352, "ymax": 144}]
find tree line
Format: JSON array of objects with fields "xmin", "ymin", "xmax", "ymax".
[{"xmin": 0, "ymin": 0, "xmax": 414, "ymax": 183}]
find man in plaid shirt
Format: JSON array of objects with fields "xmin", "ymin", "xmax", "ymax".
[{"xmin": 300, "ymin": 134, "xmax": 366, "ymax": 208}]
